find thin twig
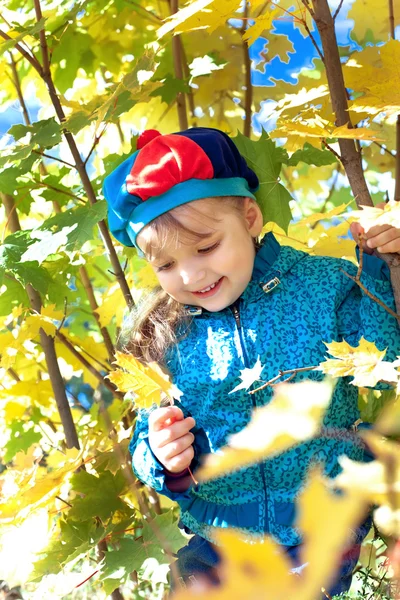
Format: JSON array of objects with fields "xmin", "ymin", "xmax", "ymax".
[
  {"xmin": 250, "ymin": 365, "xmax": 318, "ymax": 394},
  {"xmin": 322, "ymin": 140, "xmax": 342, "ymax": 162},
  {"xmin": 301, "ymin": 15, "xmax": 325, "ymax": 63},
  {"xmin": 340, "ymin": 269, "xmax": 400, "ymax": 322},
  {"xmin": 0, "ymin": 29, "xmax": 43, "ymax": 74},
  {"xmin": 373, "ymin": 141, "xmax": 396, "ymax": 159},
  {"xmin": 333, "ymin": 0, "xmax": 345, "ymax": 20},
  {"xmin": 33, "ymin": 149, "xmax": 76, "ymax": 168}
]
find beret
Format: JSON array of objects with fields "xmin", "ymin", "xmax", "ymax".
[{"xmin": 103, "ymin": 127, "xmax": 259, "ymax": 248}]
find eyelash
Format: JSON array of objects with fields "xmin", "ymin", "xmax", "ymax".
[{"xmin": 156, "ymin": 242, "xmax": 220, "ymax": 272}]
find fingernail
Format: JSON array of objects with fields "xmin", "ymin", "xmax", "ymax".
[{"xmin": 366, "ymin": 240, "xmax": 373, "ymax": 247}]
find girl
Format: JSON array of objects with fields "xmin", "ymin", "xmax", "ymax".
[{"xmin": 103, "ymin": 127, "xmax": 400, "ymax": 597}]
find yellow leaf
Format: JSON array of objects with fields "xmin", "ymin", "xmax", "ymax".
[
  {"xmin": 347, "ymin": 0, "xmax": 389, "ymax": 42},
  {"xmin": 197, "ymin": 379, "xmax": 332, "ymax": 481},
  {"xmin": 173, "ymin": 471, "xmax": 365, "ymax": 600},
  {"xmin": 331, "ymin": 123, "xmax": 383, "ymax": 141},
  {"xmin": 336, "ymin": 432, "xmax": 400, "ymax": 510},
  {"xmin": 298, "ymin": 471, "xmax": 366, "ymax": 599},
  {"xmin": 3, "ymin": 401, "xmax": 26, "ymax": 422},
  {"xmin": 0, "ymin": 447, "xmax": 83, "ymax": 522},
  {"xmin": 242, "ymin": 10, "xmax": 278, "ymax": 46},
  {"xmin": 346, "ymin": 40, "xmax": 400, "ymax": 117},
  {"xmin": 41, "ymin": 304, "xmax": 64, "ymax": 321},
  {"xmin": 299, "ymin": 203, "xmax": 350, "ymax": 225},
  {"xmin": 350, "ymin": 199, "xmax": 400, "ymax": 231},
  {"xmin": 319, "ymin": 337, "xmax": 399, "ymax": 387},
  {"xmin": 174, "ymin": 529, "xmax": 294, "ymax": 600},
  {"xmin": 158, "ymin": 0, "xmax": 241, "ymax": 37},
  {"xmin": 107, "ymin": 351, "xmax": 180, "ymax": 408}
]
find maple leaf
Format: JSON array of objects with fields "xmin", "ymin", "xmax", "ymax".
[
  {"xmin": 229, "ymin": 356, "xmax": 264, "ymax": 393},
  {"xmin": 107, "ymin": 351, "xmax": 181, "ymax": 408},
  {"xmin": 335, "ymin": 432, "xmax": 400, "ymax": 515},
  {"xmin": 319, "ymin": 337, "xmax": 399, "ymax": 388},
  {"xmin": 158, "ymin": 0, "xmax": 241, "ymax": 38},
  {"xmin": 197, "ymin": 379, "xmax": 332, "ymax": 481},
  {"xmin": 173, "ymin": 471, "xmax": 365, "ymax": 600},
  {"xmin": 242, "ymin": 10, "xmax": 279, "ymax": 47},
  {"xmin": 350, "ymin": 199, "xmax": 400, "ymax": 231},
  {"xmin": 346, "ymin": 39, "xmax": 400, "ymax": 116}
]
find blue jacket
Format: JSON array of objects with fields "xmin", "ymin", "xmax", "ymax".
[{"xmin": 129, "ymin": 233, "xmax": 400, "ymax": 546}]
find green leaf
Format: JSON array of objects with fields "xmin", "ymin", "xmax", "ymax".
[
  {"xmin": 0, "ymin": 144, "xmax": 34, "ymax": 168},
  {"xmin": 38, "ymin": 201, "xmax": 108, "ymax": 251},
  {"xmin": 150, "ymin": 74, "xmax": 191, "ymax": 104},
  {"xmin": 4, "ymin": 421, "xmax": 42, "ymax": 463},
  {"xmin": 69, "ymin": 469, "xmax": 132, "ymax": 521},
  {"xmin": 8, "ymin": 118, "xmax": 62, "ymax": 148},
  {"xmin": 0, "ymin": 278, "xmax": 29, "ymax": 315},
  {"xmin": 30, "ymin": 518, "xmax": 105, "ymax": 581},
  {"xmin": 101, "ymin": 510, "xmax": 186, "ymax": 594},
  {"xmin": 232, "ymin": 130, "xmax": 292, "ymax": 232},
  {"xmin": 284, "ymin": 143, "xmax": 338, "ymax": 167},
  {"xmin": 19, "ymin": 225, "xmax": 79, "ymax": 265},
  {"xmin": 0, "ymin": 232, "xmax": 54, "ymax": 294},
  {"xmin": 0, "ymin": 17, "xmax": 46, "ymax": 54}
]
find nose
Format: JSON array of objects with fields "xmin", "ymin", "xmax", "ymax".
[{"xmin": 179, "ymin": 264, "xmax": 206, "ymax": 287}]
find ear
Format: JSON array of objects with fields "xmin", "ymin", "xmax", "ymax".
[{"xmin": 243, "ymin": 197, "xmax": 263, "ymax": 237}]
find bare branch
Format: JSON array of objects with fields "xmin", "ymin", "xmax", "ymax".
[
  {"xmin": 241, "ymin": 1, "xmax": 253, "ymax": 137},
  {"xmin": 250, "ymin": 365, "xmax": 318, "ymax": 394},
  {"xmin": 341, "ymin": 269, "xmax": 400, "ymax": 322},
  {"xmin": 333, "ymin": 0, "xmax": 345, "ymax": 20},
  {"xmin": 32, "ymin": 149, "xmax": 76, "ymax": 168},
  {"xmin": 389, "ymin": 0, "xmax": 395, "ymax": 39},
  {"xmin": 168, "ymin": 0, "xmax": 188, "ymax": 130}
]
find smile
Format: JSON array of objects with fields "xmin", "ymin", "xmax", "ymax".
[{"xmin": 191, "ymin": 277, "xmax": 224, "ymax": 297}]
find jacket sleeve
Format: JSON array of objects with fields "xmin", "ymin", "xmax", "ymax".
[
  {"xmin": 128, "ymin": 400, "xmax": 205, "ymax": 504},
  {"xmin": 336, "ymin": 250, "xmax": 400, "ymax": 368}
]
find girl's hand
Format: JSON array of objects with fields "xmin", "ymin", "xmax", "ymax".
[
  {"xmin": 350, "ymin": 202, "xmax": 400, "ymax": 255},
  {"xmin": 148, "ymin": 405, "xmax": 196, "ymax": 473}
]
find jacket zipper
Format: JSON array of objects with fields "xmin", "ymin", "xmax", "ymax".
[
  {"xmin": 231, "ymin": 303, "xmax": 250, "ymax": 368},
  {"xmin": 230, "ymin": 302, "xmax": 269, "ymax": 533}
]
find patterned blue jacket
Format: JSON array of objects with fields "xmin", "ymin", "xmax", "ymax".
[{"xmin": 129, "ymin": 233, "xmax": 400, "ymax": 546}]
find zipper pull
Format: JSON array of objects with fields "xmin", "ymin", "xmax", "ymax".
[{"xmin": 232, "ymin": 304, "xmax": 241, "ymax": 328}]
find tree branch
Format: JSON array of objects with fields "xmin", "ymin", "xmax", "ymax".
[
  {"xmin": 55, "ymin": 330, "xmax": 121, "ymax": 397},
  {"xmin": 21, "ymin": 0, "xmax": 135, "ymax": 309},
  {"xmin": 168, "ymin": 0, "xmax": 188, "ymax": 130},
  {"xmin": 32, "ymin": 149, "xmax": 76, "ymax": 168},
  {"xmin": 79, "ymin": 266, "xmax": 115, "ymax": 363},
  {"xmin": 0, "ymin": 28, "xmax": 43, "ymax": 74},
  {"xmin": 389, "ymin": 0, "xmax": 395, "ymax": 39},
  {"xmin": 311, "ymin": 0, "xmax": 400, "ymax": 315},
  {"xmin": 333, "ymin": 0, "xmax": 345, "ymax": 20},
  {"xmin": 241, "ymin": 1, "xmax": 253, "ymax": 137}
]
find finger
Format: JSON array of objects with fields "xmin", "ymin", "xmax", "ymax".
[
  {"xmin": 156, "ymin": 417, "xmax": 196, "ymax": 448},
  {"xmin": 162, "ymin": 432, "xmax": 195, "ymax": 461},
  {"xmin": 165, "ymin": 445, "xmax": 195, "ymax": 472},
  {"xmin": 374, "ymin": 238, "xmax": 400, "ymax": 254},
  {"xmin": 364, "ymin": 224, "xmax": 392, "ymax": 238},
  {"xmin": 149, "ymin": 406, "xmax": 184, "ymax": 432},
  {"xmin": 366, "ymin": 227, "xmax": 400, "ymax": 251}
]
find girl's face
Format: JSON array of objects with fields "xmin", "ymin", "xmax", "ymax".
[{"xmin": 137, "ymin": 197, "xmax": 263, "ymax": 312}]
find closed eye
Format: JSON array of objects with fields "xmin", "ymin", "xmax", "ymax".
[
  {"xmin": 156, "ymin": 261, "xmax": 173, "ymax": 272},
  {"xmin": 198, "ymin": 242, "xmax": 220, "ymax": 254}
]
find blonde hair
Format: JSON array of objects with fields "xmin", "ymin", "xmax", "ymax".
[{"xmin": 119, "ymin": 196, "xmax": 255, "ymax": 364}]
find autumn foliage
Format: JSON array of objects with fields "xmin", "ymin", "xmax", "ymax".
[{"xmin": 1, "ymin": 0, "xmax": 400, "ymax": 598}]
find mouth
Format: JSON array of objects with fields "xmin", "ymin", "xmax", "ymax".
[{"xmin": 191, "ymin": 277, "xmax": 224, "ymax": 298}]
